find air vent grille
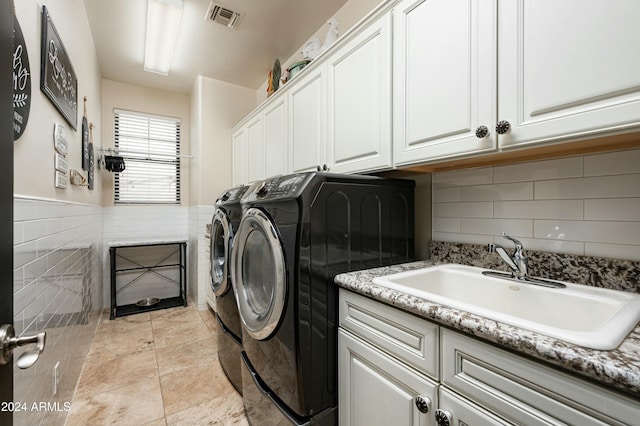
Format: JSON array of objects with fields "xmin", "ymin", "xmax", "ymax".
[{"xmin": 205, "ymin": 2, "xmax": 242, "ymax": 29}]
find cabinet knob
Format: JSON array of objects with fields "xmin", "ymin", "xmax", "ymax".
[
  {"xmin": 495, "ymin": 120, "xmax": 511, "ymax": 135},
  {"xmin": 434, "ymin": 409, "xmax": 452, "ymax": 426},
  {"xmin": 415, "ymin": 395, "xmax": 432, "ymax": 413},
  {"xmin": 475, "ymin": 125, "xmax": 489, "ymax": 139}
]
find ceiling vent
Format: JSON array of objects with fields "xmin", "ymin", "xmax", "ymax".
[{"xmin": 205, "ymin": 2, "xmax": 242, "ymax": 29}]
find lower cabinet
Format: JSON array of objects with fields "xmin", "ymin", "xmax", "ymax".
[
  {"xmin": 339, "ymin": 329, "xmax": 437, "ymax": 426},
  {"xmin": 338, "ymin": 289, "xmax": 640, "ymax": 426}
]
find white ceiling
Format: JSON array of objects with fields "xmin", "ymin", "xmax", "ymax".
[{"xmin": 83, "ymin": 0, "xmax": 348, "ymax": 94}]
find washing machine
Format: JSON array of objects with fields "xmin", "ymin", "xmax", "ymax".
[
  {"xmin": 230, "ymin": 172, "xmax": 415, "ymax": 425},
  {"xmin": 210, "ymin": 184, "xmax": 250, "ymax": 394}
]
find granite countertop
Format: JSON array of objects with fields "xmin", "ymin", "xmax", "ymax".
[{"xmin": 334, "ymin": 260, "xmax": 640, "ymax": 397}]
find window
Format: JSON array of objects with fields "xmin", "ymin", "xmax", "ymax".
[{"xmin": 114, "ymin": 109, "xmax": 181, "ymax": 204}]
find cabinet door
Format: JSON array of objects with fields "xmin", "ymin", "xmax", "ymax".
[
  {"xmin": 393, "ymin": 0, "xmax": 497, "ymax": 166},
  {"xmin": 263, "ymin": 98, "xmax": 288, "ymax": 178},
  {"xmin": 438, "ymin": 388, "xmax": 511, "ymax": 426},
  {"xmin": 339, "ymin": 329, "xmax": 437, "ymax": 426},
  {"xmin": 288, "ymin": 64, "xmax": 326, "ymax": 173},
  {"xmin": 498, "ymin": 0, "xmax": 640, "ymax": 149},
  {"xmin": 232, "ymin": 127, "xmax": 248, "ymax": 186},
  {"xmin": 246, "ymin": 116, "xmax": 263, "ymax": 183},
  {"xmin": 327, "ymin": 13, "xmax": 392, "ymax": 174}
]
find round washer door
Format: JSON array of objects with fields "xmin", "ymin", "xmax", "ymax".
[
  {"xmin": 231, "ymin": 208, "xmax": 286, "ymax": 340},
  {"xmin": 210, "ymin": 209, "xmax": 231, "ymax": 296}
]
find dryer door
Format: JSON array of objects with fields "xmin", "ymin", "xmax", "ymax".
[
  {"xmin": 231, "ymin": 208, "xmax": 286, "ymax": 340},
  {"xmin": 210, "ymin": 209, "xmax": 231, "ymax": 296}
]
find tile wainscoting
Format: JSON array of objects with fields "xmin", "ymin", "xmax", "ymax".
[
  {"xmin": 13, "ymin": 197, "xmax": 103, "ymax": 426},
  {"xmin": 432, "ymin": 148, "xmax": 640, "ymax": 261}
]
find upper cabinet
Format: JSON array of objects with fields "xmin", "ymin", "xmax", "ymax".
[
  {"xmin": 288, "ymin": 63, "xmax": 327, "ymax": 174},
  {"xmin": 246, "ymin": 115, "xmax": 264, "ymax": 183},
  {"xmin": 327, "ymin": 13, "xmax": 393, "ymax": 174},
  {"xmin": 232, "ymin": 127, "xmax": 248, "ymax": 186},
  {"xmin": 498, "ymin": 0, "xmax": 640, "ymax": 149},
  {"xmin": 232, "ymin": 0, "xmax": 640, "ymax": 181},
  {"xmin": 263, "ymin": 97, "xmax": 288, "ymax": 178},
  {"xmin": 393, "ymin": 0, "xmax": 498, "ymax": 166}
]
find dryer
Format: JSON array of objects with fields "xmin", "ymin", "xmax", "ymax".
[
  {"xmin": 230, "ymin": 172, "xmax": 415, "ymax": 425},
  {"xmin": 210, "ymin": 184, "xmax": 249, "ymax": 394}
]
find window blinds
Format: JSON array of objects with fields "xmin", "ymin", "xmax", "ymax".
[{"xmin": 114, "ymin": 110, "xmax": 181, "ymax": 204}]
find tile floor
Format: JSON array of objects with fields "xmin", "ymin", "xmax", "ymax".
[{"xmin": 66, "ymin": 304, "xmax": 249, "ymax": 425}]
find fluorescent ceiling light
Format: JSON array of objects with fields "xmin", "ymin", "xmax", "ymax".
[{"xmin": 144, "ymin": 0, "xmax": 183, "ymax": 75}]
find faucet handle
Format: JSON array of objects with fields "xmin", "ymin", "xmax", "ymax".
[
  {"xmin": 501, "ymin": 232, "xmax": 523, "ymax": 250},
  {"xmin": 487, "ymin": 243, "xmax": 497, "ymax": 253}
]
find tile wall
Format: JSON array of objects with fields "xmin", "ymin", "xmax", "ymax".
[
  {"xmin": 188, "ymin": 206, "xmax": 216, "ymax": 311},
  {"xmin": 432, "ymin": 148, "xmax": 640, "ymax": 261},
  {"xmin": 13, "ymin": 197, "xmax": 102, "ymax": 426}
]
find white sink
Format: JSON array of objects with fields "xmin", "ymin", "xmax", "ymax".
[{"xmin": 372, "ymin": 264, "xmax": 640, "ymax": 350}]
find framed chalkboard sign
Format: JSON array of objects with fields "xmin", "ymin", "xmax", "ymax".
[{"xmin": 40, "ymin": 6, "xmax": 77, "ymax": 130}]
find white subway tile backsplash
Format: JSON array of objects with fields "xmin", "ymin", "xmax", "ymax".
[
  {"xmin": 493, "ymin": 157, "xmax": 583, "ymax": 183},
  {"xmin": 433, "ymin": 202, "xmax": 493, "ymax": 218},
  {"xmin": 432, "ymin": 167, "xmax": 493, "ymax": 188},
  {"xmin": 584, "ymin": 149, "xmax": 640, "ymax": 177},
  {"xmin": 461, "ymin": 182, "xmax": 533, "ymax": 201},
  {"xmin": 585, "ymin": 242, "xmax": 640, "ymax": 260},
  {"xmin": 432, "ymin": 231, "xmax": 491, "ymax": 245},
  {"xmin": 494, "ymin": 200, "xmax": 584, "ymax": 220},
  {"xmin": 534, "ymin": 174, "xmax": 640, "ymax": 200},
  {"xmin": 461, "ymin": 218, "xmax": 533, "ymax": 237},
  {"xmin": 433, "ymin": 217, "xmax": 461, "ymax": 233},
  {"xmin": 514, "ymin": 238, "xmax": 585, "ymax": 256},
  {"xmin": 433, "ymin": 149, "xmax": 640, "ymax": 261},
  {"xmin": 585, "ymin": 198, "xmax": 640, "ymax": 221},
  {"xmin": 433, "ymin": 187, "xmax": 461, "ymax": 203},
  {"xmin": 534, "ymin": 220, "xmax": 640, "ymax": 246}
]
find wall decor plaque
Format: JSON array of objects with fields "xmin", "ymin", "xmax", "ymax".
[
  {"xmin": 13, "ymin": 14, "xmax": 31, "ymax": 141},
  {"xmin": 40, "ymin": 5, "xmax": 77, "ymax": 130}
]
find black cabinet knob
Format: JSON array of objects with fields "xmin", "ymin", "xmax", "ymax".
[{"xmin": 495, "ymin": 120, "xmax": 511, "ymax": 135}]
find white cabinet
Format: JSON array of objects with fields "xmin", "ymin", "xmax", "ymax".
[
  {"xmin": 339, "ymin": 329, "xmax": 437, "ymax": 426},
  {"xmin": 263, "ymin": 97, "xmax": 288, "ymax": 178},
  {"xmin": 232, "ymin": 127, "xmax": 248, "ymax": 186},
  {"xmin": 246, "ymin": 115, "xmax": 263, "ymax": 183},
  {"xmin": 232, "ymin": 97, "xmax": 289, "ymax": 186},
  {"xmin": 288, "ymin": 63, "xmax": 327, "ymax": 173},
  {"xmin": 393, "ymin": 0, "xmax": 640, "ymax": 167},
  {"xmin": 339, "ymin": 289, "xmax": 640, "ymax": 426},
  {"xmin": 392, "ymin": 0, "xmax": 498, "ymax": 165},
  {"xmin": 327, "ymin": 13, "xmax": 392, "ymax": 174},
  {"xmin": 498, "ymin": 0, "xmax": 640, "ymax": 149},
  {"xmin": 441, "ymin": 328, "xmax": 640, "ymax": 426}
]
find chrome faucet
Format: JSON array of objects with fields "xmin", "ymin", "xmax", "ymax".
[
  {"xmin": 488, "ymin": 233, "xmax": 528, "ymax": 279},
  {"xmin": 484, "ymin": 233, "xmax": 566, "ymax": 288}
]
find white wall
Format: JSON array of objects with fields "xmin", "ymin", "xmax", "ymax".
[
  {"xmin": 14, "ymin": 0, "xmax": 103, "ymax": 204},
  {"xmin": 188, "ymin": 76, "xmax": 255, "ymax": 309},
  {"xmin": 431, "ymin": 148, "xmax": 640, "ymax": 261}
]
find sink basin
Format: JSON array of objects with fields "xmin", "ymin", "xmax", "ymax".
[{"xmin": 372, "ymin": 264, "xmax": 640, "ymax": 350}]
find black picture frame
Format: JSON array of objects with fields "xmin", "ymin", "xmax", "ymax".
[{"xmin": 40, "ymin": 5, "xmax": 77, "ymax": 130}]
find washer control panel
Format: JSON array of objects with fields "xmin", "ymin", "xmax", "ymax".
[
  {"xmin": 215, "ymin": 184, "xmax": 250, "ymax": 205},
  {"xmin": 242, "ymin": 173, "xmax": 313, "ymax": 203}
]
